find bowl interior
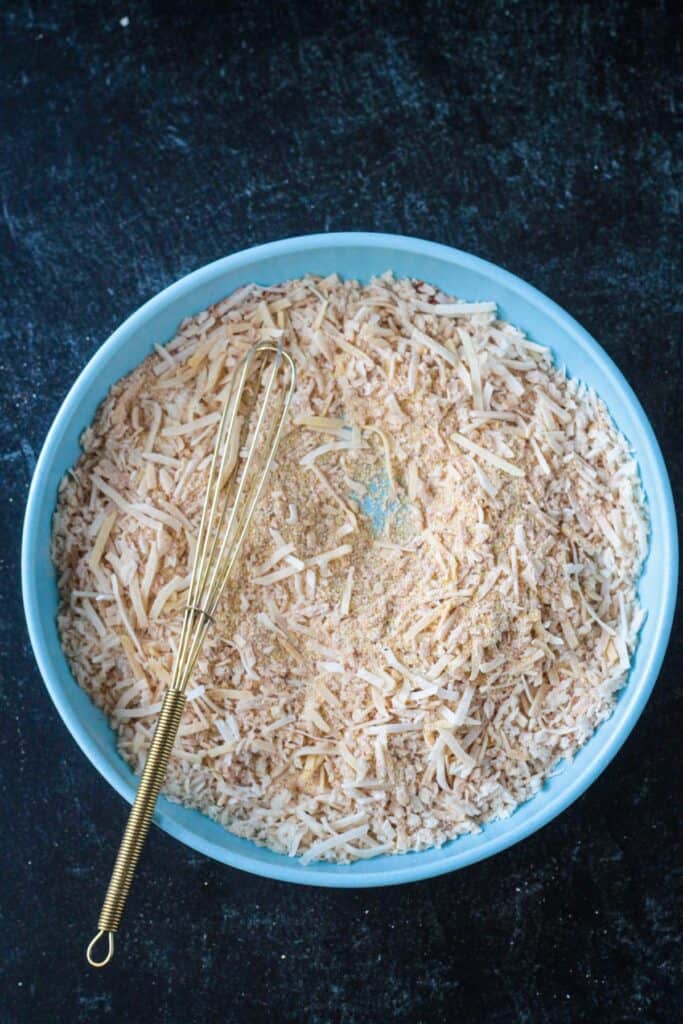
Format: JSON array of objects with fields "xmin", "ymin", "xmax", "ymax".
[{"xmin": 22, "ymin": 233, "xmax": 678, "ymax": 886}]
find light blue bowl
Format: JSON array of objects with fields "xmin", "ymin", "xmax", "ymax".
[{"xmin": 22, "ymin": 233, "xmax": 678, "ymax": 886}]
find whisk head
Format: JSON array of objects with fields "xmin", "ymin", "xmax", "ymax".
[{"xmin": 171, "ymin": 339, "xmax": 296, "ymax": 692}]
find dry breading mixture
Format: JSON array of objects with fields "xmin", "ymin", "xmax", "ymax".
[{"xmin": 53, "ymin": 273, "xmax": 648, "ymax": 862}]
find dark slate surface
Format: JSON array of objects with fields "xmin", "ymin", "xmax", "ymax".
[{"xmin": 1, "ymin": 1, "xmax": 680, "ymax": 1021}]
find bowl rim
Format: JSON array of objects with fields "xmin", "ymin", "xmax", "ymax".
[{"xmin": 22, "ymin": 231, "xmax": 679, "ymax": 886}]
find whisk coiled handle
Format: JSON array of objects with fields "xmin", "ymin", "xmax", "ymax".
[{"xmin": 86, "ymin": 688, "xmax": 187, "ymax": 967}]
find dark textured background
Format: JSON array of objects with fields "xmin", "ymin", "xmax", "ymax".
[{"xmin": 1, "ymin": 1, "xmax": 680, "ymax": 1022}]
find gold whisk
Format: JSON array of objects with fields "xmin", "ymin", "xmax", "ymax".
[{"xmin": 86, "ymin": 339, "xmax": 296, "ymax": 967}]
